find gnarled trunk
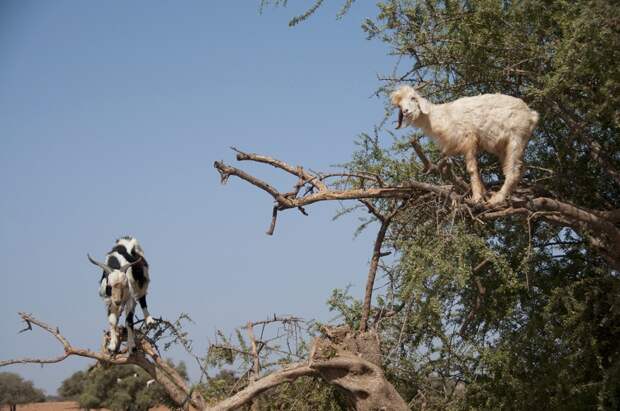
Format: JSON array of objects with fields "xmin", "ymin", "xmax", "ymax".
[{"xmin": 309, "ymin": 326, "xmax": 409, "ymax": 411}]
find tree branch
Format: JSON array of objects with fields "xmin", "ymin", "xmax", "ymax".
[
  {"xmin": 214, "ymin": 149, "xmax": 620, "ymax": 270},
  {"xmin": 359, "ymin": 219, "xmax": 391, "ymax": 333},
  {"xmin": 2, "ymin": 313, "xmax": 411, "ymax": 411},
  {"xmin": 207, "ymin": 363, "xmax": 317, "ymax": 411},
  {"xmin": 232, "ymin": 147, "xmax": 327, "ymax": 192},
  {"xmin": 1, "ymin": 313, "xmax": 207, "ymax": 410}
]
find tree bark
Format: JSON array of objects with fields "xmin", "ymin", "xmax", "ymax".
[
  {"xmin": 359, "ymin": 219, "xmax": 391, "ymax": 333},
  {"xmin": 311, "ymin": 326, "xmax": 409, "ymax": 411}
]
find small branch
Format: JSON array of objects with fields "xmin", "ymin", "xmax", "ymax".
[
  {"xmin": 0, "ymin": 353, "xmax": 70, "ymax": 368},
  {"xmin": 248, "ymin": 315, "xmax": 303, "ymax": 327},
  {"xmin": 267, "ymin": 206, "xmax": 278, "ymax": 236},
  {"xmin": 1, "ymin": 313, "xmax": 130, "ymax": 367},
  {"xmin": 372, "ymin": 302, "xmax": 406, "ymax": 326},
  {"xmin": 459, "ymin": 260, "xmax": 489, "ymax": 337},
  {"xmin": 360, "ymin": 218, "xmax": 392, "ymax": 333},
  {"xmin": 232, "ymin": 147, "xmax": 327, "ymax": 192},
  {"xmin": 410, "ymin": 138, "xmax": 432, "ymax": 172},
  {"xmin": 246, "ymin": 322, "xmax": 261, "ymax": 381},
  {"xmin": 214, "ymin": 161, "xmax": 292, "ymax": 207}
]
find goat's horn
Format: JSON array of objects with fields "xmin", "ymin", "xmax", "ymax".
[
  {"xmin": 120, "ymin": 256, "xmax": 142, "ymax": 273},
  {"xmin": 395, "ymin": 109, "xmax": 404, "ymax": 129},
  {"xmin": 88, "ymin": 254, "xmax": 112, "ymax": 274}
]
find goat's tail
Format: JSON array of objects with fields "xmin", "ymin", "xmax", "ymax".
[{"xmin": 529, "ymin": 110, "xmax": 540, "ymax": 133}]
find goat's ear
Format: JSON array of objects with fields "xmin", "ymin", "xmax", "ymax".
[
  {"xmin": 389, "ymin": 91, "xmax": 401, "ymax": 107},
  {"xmin": 417, "ymin": 97, "xmax": 431, "ymax": 115}
]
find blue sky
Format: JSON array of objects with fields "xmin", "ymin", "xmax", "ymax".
[{"xmin": 0, "ymin": 1, "xmax": 397, "ymax": 394}]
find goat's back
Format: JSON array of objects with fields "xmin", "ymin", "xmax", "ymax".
[
  {"xmin": 106, "ymin": 245, "xmax": 150, "ymax": 299},
  {"xmin": 437, "ymin": 94, "xmax": 538, "ymax": 153}
]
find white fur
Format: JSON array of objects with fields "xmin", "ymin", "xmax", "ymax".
[
  {"xmin": 107, "ymin": 311, "xmax": 119, "ymax": 352},
  {"xmin": 391, "ymin": 85, "xmax": 539, "ymax": 204},
  {"xmin": 102, "ymin": 264, "xmax": 131, "ymax": 353}
]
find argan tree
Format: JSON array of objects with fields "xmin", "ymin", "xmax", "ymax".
[
  {"xmin": 59, "ymin": 361, "xmax": 188, "ymax": 411},
  {"xmin": 0, "ymin": 373, "xmax": 45, "ymax": 411},
  {"xmin": 2, "ymin": 1, "xmax": 618, "ymax": 409}
]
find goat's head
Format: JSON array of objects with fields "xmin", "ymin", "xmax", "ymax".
[
  {"xmin": 390, "ymin": 85, "xmax": 431, "ymax": 129},
  {"xmin": 115, "ymin": 236, "xmax": 143, "ymax": 255},
  {"xmin": 88, "ymin": 254, "xmax": 140, "ymax": 306}
]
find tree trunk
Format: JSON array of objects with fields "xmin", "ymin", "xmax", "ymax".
[{"xmin": 310, "ymin": 326, "xmax": 409, "ymax": 411}]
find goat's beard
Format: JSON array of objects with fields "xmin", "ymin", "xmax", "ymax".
[
  {"xmin": 396, "ymin": 109, "xmax": 416, "ymax": 129},
  {"xmin": 396, "ymin": 109, "xmax": 404, "ymax": 129}
]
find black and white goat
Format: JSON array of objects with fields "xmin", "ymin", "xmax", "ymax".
[{"xmin": 88, "ymin": 236, "xmax": 155, "ymax": 353}]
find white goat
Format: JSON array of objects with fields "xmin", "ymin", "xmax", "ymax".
[
  {"xmin": 391, "ymin": 85, "xmax": 539, "ymax": 205},
  {"xmin": 89, "ymin": 236, "xmax": 155, "ymax": 354}
]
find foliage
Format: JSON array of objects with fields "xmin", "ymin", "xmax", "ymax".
[
  {"xmin": 257, "ymin": 376, "xmax": 347, "ymax": 410},
  {"xmin": 260, "ymin": 0, "xmax": 357, "ymax": 26},
  {"xmin": 59, "ymin": 361, "xmax": 187, "ymax": 411},
  {"xmin": 57, "ymin": 370, "xmax": 86, "ymax": 400},
  {"xmin": 197, "ymin": 369, "xmax": 346, "ymax": 410},
  {"xmin": 0, "ymin": 372, "xmax": 45, "ymax": 408}
]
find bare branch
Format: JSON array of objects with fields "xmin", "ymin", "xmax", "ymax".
[
  {"xmin": 214, "ymin": 160, "xmax": 292, "ymax": 206},
  {"xmin": 360, "ymin": 218, "xmax": 392, "ymax": 333},
  {"xmin": 248, "ymin": 315, "xmax": 304, "ymax": 327},
  {"xmin": 215, "ymin": 150, "xmax": 620, "ymax": 277},
  {"xmin": 232, "ymin": 147, "xmax": 327, "ymax": 192},
  {"xmin": 459, "ymin": 260, "xmax": 490, "ymax": 337},
  {"xmin": 0, "ymin": 353, "xmax": 70, "ymax": 368},
  {"xmin": 267, "ymin": 206, "xmax": 278, "ymax": 236}
]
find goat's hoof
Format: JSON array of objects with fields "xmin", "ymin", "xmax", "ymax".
[
  {"xmin": 487, "ymin": 195, "xmax": 506, "ymax": 207},
  {"xmin": 145, "ymin": 316, "xmax": 156, "ymax": 326}
]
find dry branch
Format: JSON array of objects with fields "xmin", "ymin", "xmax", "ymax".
[
  {"xmin": 1, "ymin": 313, "xmax": 205, "ymax": 410},
  {"xmin": 214, "ymin": 148, "xmax": 620, "ymax": 270}
]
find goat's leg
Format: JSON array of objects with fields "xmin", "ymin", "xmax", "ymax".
[
  {"xmin": 465, "ymin": 150, "xmax": 485, "ymax": 203},
  {"xmin": 138, "ymin": 295, "xmax": 156, "ymax": 326},
  {"xmin": 489, "ymin": 141, "xmax": 525, "ymax": 205},
  {"xmin": 126, "ymin": 307, "xmax": 136, "ymax": 354},
  {"xmin": 107, "ymin": 307, "xmax": 119, "ymax": 352}
]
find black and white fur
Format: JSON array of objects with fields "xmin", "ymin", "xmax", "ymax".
[{"xmin": 93, "ymin": 236, "xmax": 155, "ymax": 353}]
